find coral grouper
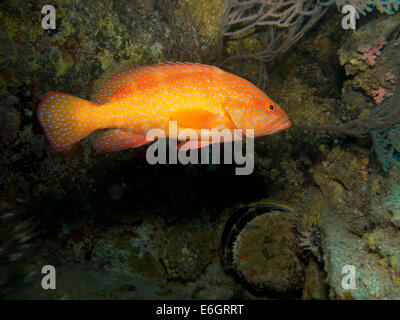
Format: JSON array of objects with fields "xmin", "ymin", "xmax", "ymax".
[{"xmin": 38, "ymin": 63, "xmax": 290, "ymax": 151}]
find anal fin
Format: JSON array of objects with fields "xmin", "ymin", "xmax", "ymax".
[
  {"xmin": 177, "ymin": 140, "xmax": 213, "ymax": 151},
  {"xmin": 95, "ymin": 129, "xmax": 148, "ymax": 151}
]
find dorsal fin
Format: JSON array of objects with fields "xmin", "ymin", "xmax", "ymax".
[
  {"xmin": 95, "ymin": 63, "xmax": 224, "ymax": 105},
  {"xmin": 95, "ymin": 66, "xmax": 147, "ymax": 104}
]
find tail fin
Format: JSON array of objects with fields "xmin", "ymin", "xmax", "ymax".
[{"xmin": 38, "ymin": 91, "xmax": 97, "ymax": 151}]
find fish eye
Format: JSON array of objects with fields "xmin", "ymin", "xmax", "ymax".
[{"xmin": 269, "ymin": 105, "xmax": 274, "ymax": 110}]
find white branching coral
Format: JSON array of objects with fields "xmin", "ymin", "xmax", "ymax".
[{"xmin": 218, "ymin": 0, "xmax": 333, "ymax": 65}]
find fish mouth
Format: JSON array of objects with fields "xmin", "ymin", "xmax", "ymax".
[
  {"xmin": 264, "ymin": 119, "xmax": 291, "ymax": 135},
  {"xmin": 279, "ymin": 119, "xmax": 291, "ymax": 130}
]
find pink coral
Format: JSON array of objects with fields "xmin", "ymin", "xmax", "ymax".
[
  {"xmin": 371, "ymin": 87, "xmax": 393, "ymax": 104},
  {"xmin": 357, "ymin": 38, "xmax": 387, "ymax": 66},
  {"xmin": 385, "ymin": 72, "xmax": 396, "ymax": 84}
]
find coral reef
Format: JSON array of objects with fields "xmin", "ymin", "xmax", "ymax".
[
  {"xmin": 310, "ymin": 146, "xmax": 400, "ymax": 299},
  {"xmin": 300, "ymin": 227, "xmax": 322, "ymax": 262},
  {"xmin": 1, "ymin": 0, "xmax": 399, "ymax": 301},
  {"xmin": 218, "ymin": 0, "xmax": 400, "ymax": 86},
  {"xmin": 335, "ymin": 13, "xmax": 400, "ymax": 171},
  {"xmin": 291, "ymin": 12, "xmax": 400, "ymax": 171},
  {"xmin": 384, "ymin": 181, "xmax": 400, "ymax": 227},
  {"xmin": 161, "ymin": 222, "xmax": 218, "ymax": 281},
  {"xmin": 371, "ymin": 122, "xmax": 400, "ymax": 172}
]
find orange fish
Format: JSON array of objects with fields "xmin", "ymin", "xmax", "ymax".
[{"xmin": 38, "ymin": 63, "xmax": 290, "ymax": 151}]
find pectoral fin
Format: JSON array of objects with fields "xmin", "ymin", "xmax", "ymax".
[
  {"xmin": 220, "ymin": 102, "xmax": 238, "ymax": 131},
  {"xmin": 169, "ymin": 109, "xmax": 230, "ymax": 130}
]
